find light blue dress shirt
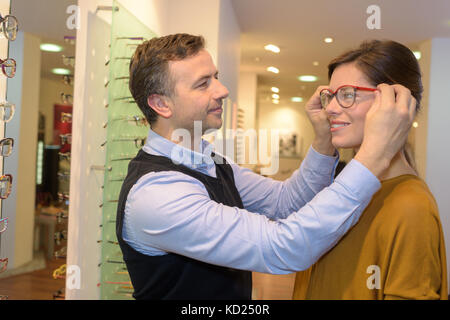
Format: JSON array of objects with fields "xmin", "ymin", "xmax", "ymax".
[{"xmin": 122, "ymin": 129, "xmax": 381, "ymax": 274}]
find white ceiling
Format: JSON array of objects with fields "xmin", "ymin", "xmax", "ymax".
[
  {"xmin": 10, "ymin": 0, "xmax": 76, "ymax": 80},
  {"xmin": 231, "ymin": 0, "xmax": 450, "ymax": 107},
  {"xmin": 10, "ymin": 0, "xmax": 450, "ymax": 106}
]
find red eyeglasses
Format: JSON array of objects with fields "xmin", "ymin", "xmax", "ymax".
[{"xmin": 320, "ymin": 85, "xmax": 377, "ymax": 109}]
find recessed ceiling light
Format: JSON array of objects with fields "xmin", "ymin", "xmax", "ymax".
[
  {"xmin": 254, "ymin": 57, "xmax": 261, "ymax": 62},
  {"xmin": 413, "ymin": 121, "xmax": 419, "ymax": 128},
  {"xmin": 267, "ymin": 66, "xmax": 279, "ymax": 74},
  {"xmin": 40, "ymin": 43, "xmax": 63, "ymax": 52},
  {"xmin": 52, "ymin": 68, "xmax": 72, "ymax": 75},
  {"xmin": 298, "ymin": 75, "xmax": 317, "ymax": 82},
  {"xmin": 271, "ymin": 87, "xmax": 279, "ymax": 93},
  {"xmin": 272, "ymin": 93, "xmax": 280, "ymax": 99},
  {"xmin": 291, "ymin": 97, "xmax": 303, "ymax": 102},
  {"xmin": 413, "ymin": 51, "xmax": 421, "ymax": 60},
  {"xmin": 272, "ymin": 99, "xmax": 279, "ymax": 104},
  {"xmin": 264, "ymin": 44, "xmax": 280, "ymax": 53},
  {"xmin": 313, "ymin": 61, "xmax": 319, "ymax": 66},
  {"xmin": 324, "ymin": 37, "xmax": 333, "ymax": 43}
]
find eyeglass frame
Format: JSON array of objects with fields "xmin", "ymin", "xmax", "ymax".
[
  {"xmin": 0, "ymin": 258, "xmax": 8, "ymax": 273},
  {"xmin": 0, "ymin": 174, "xmax": 12, "ymax": 199},
  {"xmin": 0, "ymin": 137, "xmax": 14, "ymax": 157},
  {"xmin": 320, "ymin": 85, "xmax": 377, "ymax": 109},
  {"xmin": 0, "ymin": 13, "xmax": 18, "ymax": 41},
  {"xmin": 0, "ymin": 57, "xmax": 16, "ymax": 78},
  {"xmin": 0, "ymin": 101, "xmax": 15, "ymax": 122},
  {"xmin": 0, "ymin": 217, "xmax": 7, "ymax": 233}
]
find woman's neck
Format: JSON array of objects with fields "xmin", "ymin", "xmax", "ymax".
[{"xmin": 354, "ymin": 147, "xmax": 417, "ymax": 181}]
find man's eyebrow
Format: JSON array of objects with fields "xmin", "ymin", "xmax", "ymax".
[{"xmin": 194, "ymin": 71, "xmax": 219, "ymax": 83}]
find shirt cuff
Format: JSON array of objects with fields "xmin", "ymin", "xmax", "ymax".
[
  {"xmin": 304, "ymin": 145, "xmax": 340, "ymax": 176},
  {"xmin": 335, "ymin": 159, "xmax": 381, "ymax": 201}
]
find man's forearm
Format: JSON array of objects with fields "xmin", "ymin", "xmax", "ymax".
[{"xmin": 312, "ymin": 137, "xmax": 336, "ymax": 157}]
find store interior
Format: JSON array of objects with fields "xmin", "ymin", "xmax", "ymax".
[{"xmin": 0, "ymin": 0, "xmax": 449, "ymax": 300}]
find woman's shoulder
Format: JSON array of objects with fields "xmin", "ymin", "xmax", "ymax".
[{"xmin": 379, "ymin": 174, "xmax": 440, "ymax": 226}]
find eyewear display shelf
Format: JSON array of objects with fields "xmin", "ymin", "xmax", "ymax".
[{"xmin": 99, "ymin": 1, "xmax": 156, "ymax": 300}]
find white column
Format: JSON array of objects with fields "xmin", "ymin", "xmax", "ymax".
[{"xmin": 418, "ymin": 38, "xmax": 450, "ymax": 290}]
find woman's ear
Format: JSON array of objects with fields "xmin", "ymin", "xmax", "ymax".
[{"xmin": 147, "ymin": 94, "xmax": 172, "ymax": 119}]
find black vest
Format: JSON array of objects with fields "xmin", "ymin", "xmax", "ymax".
[{"xmin": 116, "ymin": 149, "xmax": 252, "ymax": 300}]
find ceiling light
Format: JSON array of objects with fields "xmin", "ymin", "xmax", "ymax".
[
  {"xmin": 52, "ymin": 68, "xmax": 72, "ymax": 75},
  {"xmin": 272, "ymin": 93, "xmax": 280, "ymax": 99},
  {"xmin": 267, "ymin": 66, "xmax": 279, "ymax": 74},
  {"xmin": 291, "ymin": 97, "xmax": 303, "ymax": 102},
  {"xmin": 271, "ymin": 87, "xmax": 279, "ymax": 93},
  {"xmin": 264, "ymin": 44, "xmax": 280, "ymax": 53},
  {"xmin": 313, "ymin": 61, "xmax": 319, "ymax": 66},
  {"xmin": 40, "ymin": 43, "xmax": 63, "ymax": 52},
  {"xmin": 413, "ymin": 51, "xmax": 421, "ymax": 60},
  {"xmin": 324, "ymin": 37, "xmax": 333, "ymax": 43},
  {"xmin": 298, "ymin": 75, "xmax": 317, "ymax": 82},
  {"xmin": 413, "ymin": 121, "xmax": 419, "ymax": 128},
  {"xmin": 272, "ymin": 99, "xmax": 279, "ymax": 104}
]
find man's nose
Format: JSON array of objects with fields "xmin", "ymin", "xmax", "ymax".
[{"xmin": 213, "ymin": 78, "xmax": 229, "ymax": 100}]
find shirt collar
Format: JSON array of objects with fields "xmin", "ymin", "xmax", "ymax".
[{"xmin": 143, "ymin": 128, "xmax": 216, "ymax": 170}]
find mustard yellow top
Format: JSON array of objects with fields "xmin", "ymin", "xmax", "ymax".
[{"xmin": 293, "ymin": 175, "xmax": 448, "ymax": 300}]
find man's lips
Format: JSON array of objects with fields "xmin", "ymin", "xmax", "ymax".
[{"xmin": 208, "ymin": 107, "xmax": 223, "ymax": 113}]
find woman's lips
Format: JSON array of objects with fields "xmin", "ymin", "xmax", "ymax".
[{"xmin": 330, "ymin": 121, "xmax": 350, "ymax": 132}]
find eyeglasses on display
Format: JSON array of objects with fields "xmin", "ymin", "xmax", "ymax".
[
  {"xmin": 62, "ymin": 55, "xmax": 75, "ymax": 68},
  {"xmin": 61, "ymin": 112, "xmax": 72, "ymax": 123},
  {"xmin": 59, "ymin": 152, "xmax": 71, "ymax": 161},
  {"xmin": 64, "ymin": 35, "xmax": 76, "ymax": 45},
  {"xmin": 61, "ymin": 93, "xmax": 73, "ymax": 105},
  {"xmin": 0, "ymin": 101, "xmax": 15, "ymax": 122},
  {"xmin": 60, "ymin": 133, "xmax": 72, "ymax": 145},
  {"xmin": 62, "ymin": 75, "xmax": 74, "ymax": 86},
  {"xmin": 0, "ymin": 13, "xmax": 18, "ymax": 41},
  {"xmin": 0, "ymin": 258, "xmax": 8, "ymax": 273},
  {"xmin": 0, "ymin": 138, "xmax": 13, "ymax": 157},
  {"xmin": 0, "ymin": 58, "xmax": 16, "ymax": 78},
  {"xmin": 0, "ymin": 174, "xmax": 12, "ymax": 199},
  {"xmin": 320, "ymin": 85, "xmax": 377, "ymax": 109},
  {"xmin": 0, "ymin": 217, "xmax": 8, "ymax": 233}
]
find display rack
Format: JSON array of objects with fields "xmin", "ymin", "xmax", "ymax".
[
  {"xmin": 98, "ymin": 0, "xmax": 156, "ymax": 300},
  {"xmin": 0, "ymin": 6, "xmax": 18, "ymax": 300}
]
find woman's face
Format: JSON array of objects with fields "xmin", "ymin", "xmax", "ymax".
[{"xmin": 325, "ymin": 62, "xmax": 377, "ymax": 150}]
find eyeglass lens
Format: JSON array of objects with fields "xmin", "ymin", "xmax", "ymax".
[{"xmin": 321, "ymin": 86, "xmax": 357, "ymax": 109}]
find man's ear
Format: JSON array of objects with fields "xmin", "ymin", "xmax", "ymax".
[{"xmin": 147, "ymin": 94, "xmax": 172, "ymax": 119}]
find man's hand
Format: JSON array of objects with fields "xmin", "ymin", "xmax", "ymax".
[
  {"xmin": 355, "ymin": 84, "xmax": 417, "ymax": 178},
  {"xmin": 305, "ymin": 86, "xmax": 336, "ymax": 156}
]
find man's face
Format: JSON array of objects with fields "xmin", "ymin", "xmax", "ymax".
[{"xmin": 166, "ymin": 49, "xmax": 229, "ymax": 134}]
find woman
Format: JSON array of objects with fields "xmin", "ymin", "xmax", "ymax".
[{"xmin": 293, "ymin": 40, "xmax": 447, "ymax": 300}]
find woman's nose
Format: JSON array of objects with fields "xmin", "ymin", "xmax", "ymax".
[{"xmin": 325, "ymin": 95, "xmax": 341, "ymax": 116}]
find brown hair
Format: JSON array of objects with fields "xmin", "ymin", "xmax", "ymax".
[
  {"xmin": 129, "ymin": 33, "xmax": 205, "ymax": 125},
  {"xmin": 328, "ymin": 40, "xmax": 423, "ymax": 171},
  {"xmin": 328, "ymin": 40, "xmax": 423, "ymax": 111}
]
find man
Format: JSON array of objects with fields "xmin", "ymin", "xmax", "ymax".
[{"xmin": 116, "ymin": 33, "xmax": 416, "ymax": 299}]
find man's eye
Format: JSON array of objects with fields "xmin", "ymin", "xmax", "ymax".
[{"xmin": 198, "ymin": 81, "xmax": 209, "ymax": 88}]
